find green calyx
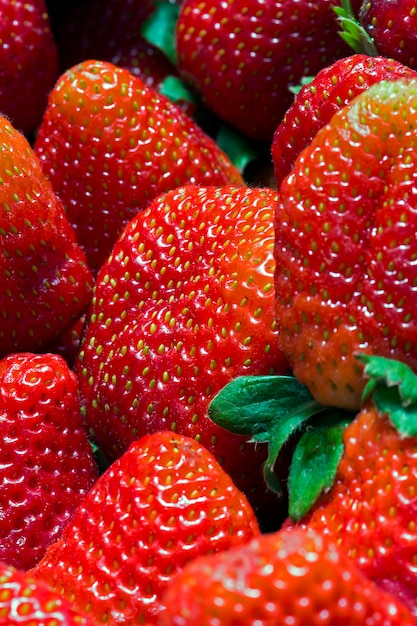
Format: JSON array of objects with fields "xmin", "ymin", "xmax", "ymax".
[
  {"xmin": 141, "ymin": 1, "xmax": 181, "ymax": 66},
  {"xmin": 334, "ymin": 0, "xmax": 379, "ymax": 56},
  {"xmin": 208, "ymin": 355, "xmax": 417, "ymax": 522}
]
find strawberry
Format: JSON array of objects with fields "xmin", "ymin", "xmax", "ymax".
[
  {"xmin": 0, "ymin": 352, "xmax": 99, "ymax": 571},
  {"xmin": 272, "ymin": 54, "xmax": 417, "ymax": 188},
  {"xmin": 75, "ymin": 184, "xmax": 289, "ymax": 526},
  {"xmin": 34, "ymin": 59, "xmax": 243, "ymax": 274},
  {"xmin": 175, "ymin": 0, "xmax": 354, "ymax": 142},
  {"xmin": 0, "ymin": 115, "xmax": 93, "ymax": 359},
  {"xmin": 0, "ymin": 0, "xmax": 58, "ymax": 137},
  {"xmin": 359, "ymin": 0, "xmax": 417, "ymax": 70},
  {"xmin": 274, "ymin": 77, "xmax": 417, "ymax": 410},
  {"xmin": 160, "ymin": 526, "xmax": 417, "ymax": 625},
  {"xmin": 29, "ymin": 430, "xmax": 260, "ymax": 625},
  {"xmin": 279, "ymin": 356, "xmax": 417, "ymax": 616},
  {"xmin": 0, "ymin": 561, "xmax": 96, "ymax": 625}
]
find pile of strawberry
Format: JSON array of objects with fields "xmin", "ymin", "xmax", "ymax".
[{"xmin": 3, "ymin": 0, "xmax": 417, "ymax": 624}]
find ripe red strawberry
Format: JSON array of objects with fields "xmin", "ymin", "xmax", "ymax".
[
  {"xmin": 0, "ymin": 115, "xmax": 93, "ymax": 359},
  {"xmin": 359, "ymin": 0, "xmax": 417, "ymax": 70},
  {"xmin": 175, "ymin": 0, "xmax": 353, "ymax": 142},
  {"xmin": 283, "ymin": 356, "xmax": 417, "ymax": 616},
  {"xmin": 29, "ymin": 431, "xmax": 260, "ymax": 625},
  {"xmin": 0, "ymin": 0, "xmax": 58, "ymax": 136},
  {"xmin": 272, "ymin": 54, "xmax": 417, "ymax": 187},
  {"xmin": 75, "ymin": 184, "xmax": 289, "ymax": 526},
  {"xmin": 160, "ymin": 526, "xmax": 416, "ymax": 625},
  {"xmin": 0, "ymin": 561, "xmax": 96, "ymax": 625},
  {"xmin": 34, "ymin": 59, "xmax": 243, "ymax": 274},
  {"xmin": 0, "ymin": 352, "xmax": 99, "ymax": 571},
  {"xmin": 274, "ymin": 77, "xmax": 417, "ymax": 410}
]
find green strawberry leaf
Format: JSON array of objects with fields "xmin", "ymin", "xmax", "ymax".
[
  {"xmin": 215, "ymin": 124, "xmax": 264, "ymax": 173},
  {"xmin": 288, "ymin": 411, "xmax": 352, "ymax": 521},
  {"xmin": 209, "ymin": 375, "xmax": 329, "ymax": 493},
  {"xmin": 334, "ymin": 0, "xmax": 378, "ymax": 56},
  {"xmin": 141, "ymin": 1, "xmax": 181, "ymax": 66},
  {"xmin": 356, "ymin": 354, "xmax": 417, "ymax": 436},
  {"xmin": 289, "ymin": 76, "xmax": 315, "ymax": 96},
  {"xmin": 160, "ymin": 75, "xmax": 200, "ymax": 105}
]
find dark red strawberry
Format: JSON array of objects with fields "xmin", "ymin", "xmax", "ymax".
[
  {"xmin": 0, "ymin": 115, "xmax": 93, "ymax": 359},
  {"xmin": 272, "ymin": 54, "xmax": 417, "ymax": 187},
  {"xmin": 0, "ymin": 352, "xmax": 99, "ymax": 571},
  {"xmin": 0, "ymin": 0, "xmax": 58, "ymax": 136},
  {"xmin": 274, "ymin": 77, "xmax": 417, "ymax": 409},
  {"xmin": 160, "ymin": 526, "xmax": 417, "ymax": 625},
  {"xmin": 34, "ymin": 59, "xmax": 243, "ymax": 274},
  {"xmin": 175, "ymin": 0, "xmax": 354, "ymax": 142},
  {"xmin": 75, "ymin": 184, "xmax": 289, "ymax": 526},
  {"xmin": 30, "ymin": 430, "xmax": 260, "ymax": 625},
  {"xmin": 0, "ymin": 561, "xmax": 96, "ymax": 625}
]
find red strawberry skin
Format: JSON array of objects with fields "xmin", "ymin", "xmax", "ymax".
[
  {"xmin": 272, "ymin": 54, "xmax": 417, "ymax": 187},
  {"xmin": 0, "ymin": 0, "xmax": 58, "ymax": 136},
  {"xmin": 34, "ymin": 59, "xmax": 243, "ymax": 274},
  {"xmin": 160, "ymin": 526, "xmax": 416, "ymax": 626},
  {"xmin": 176, "ymin": 0, "xmax": 353, "ymax": 142},
  {"xmin": 0, "ymin": 352, "xmax": 99, "ymax": 571},
  {"xmin": 29, "ymin": 431, "xmax": 260, "ymax": 625},
  {"xmin": 76, "ymin": 184, "xmax": 288, "ymax": 524},
  {"xmin": 0, "ymin": 561, "xmax": 96, "ymax": 625},
  {"xmin": 290, "ymin": 405, "xmax": 417, "ymax": 616},
  {"xmin": 0, "ymin": 116, "xmax": 93, "ymax": 359},
  {"xmin": 274, "ymin": 78, "xmax": 417, "ymax": 409}
]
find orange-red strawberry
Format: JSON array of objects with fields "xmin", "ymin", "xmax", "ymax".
[
  {"xmin": 0, "ymin": 561, "xmax": 96, "ymax": 625},
  {"xmin": 160, "ymin": 526, "xmax": 417, "ymax": 626},
  {"xmin": 274, "ymin": 77, "xmax": 417, "ymax": 409},
  {"xmin": 272, "ymin": 54, "xmax": 417, "ymax": 187},
  {"xmin": 0, "ymin": 115, "xmax": 93, "ymax": 359},
  {"xmin": 0, "ymin": 352, "xmax": 99, "ymax": 571},
  {"xmin": 29, "ymin": 431, "xmax": 260, "ymax": 625},
  {"xmin": 34, "ymin": 59, "xmax": 243, "ymax": 274},
  {"xmin": 75, "ymin": 184, "xmax": 289, "ymax": 525}
]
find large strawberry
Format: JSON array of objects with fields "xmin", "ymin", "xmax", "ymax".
[
  {"xmin": 34, "ymin": 59, "xmax": 243, "ymax": 274},
  {"xmin": 175, "ymin": 0, "xmax": 354, "ymax": 142},
  {"xmin": 274, "ymin": 77, "xmax": 417, "ymax": 410},
  {"xmin": 29, "ymin": 430, "xmax": 260, "ymax": 625},
  {"xmin": 0, "ymin": 352, "xmax": 99, "ymax": 571},
  {"xmin": 0, "ymin": 0, "xmax": 58, "ymax": 137},
  {"xmin": 75, "ymin": 184, "xmax": 289, "ymax": 526},
  {"xmin": 272, "ymin": 54, "xmax": 417, "ymax": 187},
  {"xmin": 0, "ymin": 561, "xmax": 96, "ymax": 625},
  {"xmin": 160, "ymin": 526, "xmax": 417, "ymax": 625},
  {"xmin": 0, "ymin": 115, "xmax": 93, "ymax": 359}
]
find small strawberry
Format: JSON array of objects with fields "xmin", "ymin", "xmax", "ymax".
[
  {"xmin": 0, "ymin": 352, "xmax": 99, "ymax": 571},
  {"xmin": 175, "ymin": 0, "xmax": 353, "ymax": 142},
  {"xmin": 160, "ymin": 526, "xmax": 417, "ymax": 625},
  {"xmin": 0, "ymin": 115, "xmax": 93, "ymax": 359},
  {"xmin": 272, "ymin": 54, "xmax": 417, "ymax": 187},
  {"xmin": 358, "ymin": 0, "xmax": 417, "ymax": 70},
  {"xmin": 75, "ymin": 184, "xmax": 289, "ymax": 526},
  {"xmin": 29, "ymin": 430, "xmax": 260, "ymax": 625},
  {"xmin": 0, "ymin": 0, "xmax": 58, "ymax": 137},
  {"xmin": 274, "ymin": 77, "xmax": 417, "ymax": 410},
  {"xmin": 0, "ymin": 561, "xmax": 96, "ymax": 625},
  {"xmin": 34, "ymin": 59, "xmax": 243, "ymax": 274}
]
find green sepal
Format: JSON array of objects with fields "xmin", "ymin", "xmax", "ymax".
[
  {"xmin": 357, "ymin": 354, "xmax": 417, "ymax": 437},
  {"xmin": 288, "ymin": 411, "xmax": 353, "ymax": 521},
  {"xmin": 334, "ymin": 0, "xmax": 378, "ymax": 56},
  {"xmin": 141, "ymin": 1, "xmax": 181, "ymax": 66},
  {"xmin": 215, "ymin": 124, "xmax": 263, "ymax": 173},
  {"xmin": 160, "ymin": 75, "xmax": 200, "ymax": 106},
  {"xmin": 208, "ymin": 375, "xmax": 328, "ymax": 494},
  {"xmin": 288, "ymin": 76, "xmax": 315, "ymax": 96}
]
